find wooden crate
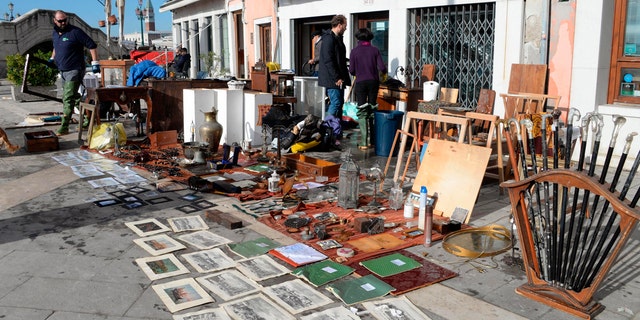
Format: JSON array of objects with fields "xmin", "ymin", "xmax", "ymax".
[
  {"xmin": 149, "ymin": 130, "xmax": 178, "ymax": 149},
  {"xmin": 282, "ymin": 154, "xmax": 340, "ymax": 178},
  {"xmin": 23, "ymin": 130, "xmax": 59, "ymax": 153}
]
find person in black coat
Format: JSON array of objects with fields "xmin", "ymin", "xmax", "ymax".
[
  {"xmin": 317, "ymin": 14, "xmax": 351, "ymax": 147},
  {"xmin": 171, "ymin": 47, "xmax": 191, "ymax": 78}
]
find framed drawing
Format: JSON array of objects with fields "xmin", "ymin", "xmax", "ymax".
[
  {"xmin": 175, "ymin": 204, "xmax": 200, "ymax": 214},
  {"xmin": 180, "ymin": 193, "xmax": 202, "ymax": 201},
  {"xmin": 147, "ymin": 196, "xmax": 173, "ymax": 205},
  {"xmin": 192, "ymin": 199, "xmax": 215, "ymax": 209},
  {"xmin": 177, "ymin": 231, "xmax": 232, "ymax": 250},
  {"xmin": 151, "ymin": 277, "xmax": 214, "ymax": 313},
  {"xmin": 173, "ymin": 308, "xmax": 232, "ymax": 320},
  {"xmin": 181, "ymin": 247, "xmax": 236, "ymax": 273},
  {"xmin": 220, "ymin": 294, "xmax": 295, "ymax": 320},
  {"xmin": 362, "ymin": 296, "xmax": 431, "ymax": 320},
  {"xmin": 263, "ymin": 279, "xmax": 332, "ymax": 314},
  {"xmin": 299, "ymin": 306, "xmax": 360, "ymax": 320},
  {"xmin": 122, "ymin": 200, "xmax": 147, "ymax": 210},
  {"xmin": 125, "ymin": 218, "xmax": 170, "ymax": 237},
  {"xmin": 93, "ymin": 198, "xmax": 122, "ymax": 207},
  {"xmin": 126, "ymin": 186, "xmax": 149, "ymax": 194},
  {"xmin": 235, "ymin": 255, "xmax": 290, "ymax": 281},
  {"xmin": 135, "ymin": 253, "xmax": 189, "ymax": 281},
  {"xmin": 133, "ymin": 233, "xmax": 186, "ymax": 256},
  {"xmin": 167, "ymin": 215, "xmax": 209, "ymax": 233},
  {"xmin": 196, "ymin": 269, "xmax": 262, "ymax": 301}
]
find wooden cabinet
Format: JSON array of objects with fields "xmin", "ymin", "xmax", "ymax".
[
  {"xmin": 377, "ymin": 85, "xmax": 422, "ymax": 111},
  {"xmin": 142, "ymin": 79, "xmax": 230, "ymax": 134},
  {"xmin": 99, "ymin": 59, "xmax": 134, "ymax": 87}
]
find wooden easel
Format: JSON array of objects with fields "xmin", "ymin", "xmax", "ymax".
[{"xmin": 384, "ymin": 111, "xmax": 469, "ymax": 188}]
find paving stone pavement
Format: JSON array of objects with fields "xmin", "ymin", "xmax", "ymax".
[{"xmin": 1, "ymin": 80, "xmax": 639, "ymax": 320}]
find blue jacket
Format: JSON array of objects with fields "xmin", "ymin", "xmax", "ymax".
[
  {"xmin": 127, "ymin": 60, "xmax": 166, "ymax": 86},
  {"xmin": 52, "ymin": 25, "xmax": 97, "ymax": 72},
  {"xmin": 317, "ymin": 30, "xmax": 351, "ymax": 89}
]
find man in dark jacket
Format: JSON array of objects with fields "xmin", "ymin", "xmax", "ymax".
[
  {"xmin": 318, "ymin": 14, "xmax": 351, "ymax": 147},
  {"xmin": 171, "ymin": 48, "xmax": 191, "ymax": 78}
]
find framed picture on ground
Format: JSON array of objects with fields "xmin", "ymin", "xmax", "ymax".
[
  {"xmin": 125, "ymin": 218, "xmax": 171, "ymax": 237},
  {"xmin": 135, "ymin": 253, "xmax": 190, "ymax": 281},
  {"xmin": 173, "ymin": 308, "xmax": 232, "ymax": 320},
  {"xmin": 235, "ymin": 255, "xmax": 290, "ymax": 281},
  {"xmin": 220, "ymin": 294, "xmax": 295, "ymax": 320},
  {"xmin": 177, "ymin": 230, "xmax": 232, "ymax": 250},
  {"xmin": 181, "ymin": 247, "xmax": 236, "ymax": 273},
  {"xmin": 196, "ymin": 269, "xmax": 262, "ymax": 301},
  {"xmin": 263, "ymin": 279, "xmax": 332, "ymax": 314},
  {"xmin": 167, "ymin": 215, "xmax": 209, "ymax": 233},
  {"xmin": 362, "ymin": 296, "xmax": 431, "ymax": 320},
  {"xmin": 133, "ymin": 233, "xmax": 186, "ymax": 256},
  {"xmin": 299, "ymin": 306, "xmax": 360, "ymax": 320},
  {"xmin": 151, "ymin": 278, "xmax": 214, "ymax": 313}
]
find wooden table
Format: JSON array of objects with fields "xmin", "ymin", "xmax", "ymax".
[
  {"xmin": 85, "ymin": 87, "xmax": 152, "ymax": 136},
  {"xmin": 377, "ymin": 85, "xmax": 422, "ymax": 112}
]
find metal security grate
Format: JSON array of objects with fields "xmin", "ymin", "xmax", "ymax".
[{"xmin": 407, "ymin": 3, "xmax": 495, "ymax": 109}]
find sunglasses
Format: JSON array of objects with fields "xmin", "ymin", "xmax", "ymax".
[{"xmin": 55, "ymin": 18, "xmax": 67, "ymax": 23}]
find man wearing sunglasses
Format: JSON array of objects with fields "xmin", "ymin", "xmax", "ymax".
[{"xmin": 49, "ymin": 10, "xmax": 99, "ymax": 136}]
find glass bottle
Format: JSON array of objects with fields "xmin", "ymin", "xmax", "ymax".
[
  {"xmin": 389, "ymin": 180, "xmax": 404, "ymax": 210},
  {"xmin": 338, "ymin": 149, "xmax": 360, "ymax": 209}
]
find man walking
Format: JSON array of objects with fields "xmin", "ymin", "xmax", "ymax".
[
  {"xmin": 318, "ymin": 14, "xmax": 351, "ymax": 148},
  {"xmin": 49, "ymin": 10, "xmax": 99, "ymax": 136}
]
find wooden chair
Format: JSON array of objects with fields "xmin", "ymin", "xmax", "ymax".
[
  {"xmin": 500, "ymin": 92, "xmax": 560, "ymax": 120},
  {"xmin": 440, "ymin": 87, "xmax": 459, "ymax": 103},
  {"xmin": 465, "ymin": 112, "xmax": 509, "ymax": 193}
]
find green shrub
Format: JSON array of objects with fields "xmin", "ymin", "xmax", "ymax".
[{"xmin": 6, "ymin": 50, "xmax": 58, "ymax": 86}]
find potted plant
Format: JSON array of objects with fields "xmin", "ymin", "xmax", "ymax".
[{"xmin": 6, "ymin": 50, "xmax": 59, "ymax": 102}]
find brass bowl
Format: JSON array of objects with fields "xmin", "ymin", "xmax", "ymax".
[{"xmin": 182, "ymin": 142, "xmax": 209, "ymax": 160}]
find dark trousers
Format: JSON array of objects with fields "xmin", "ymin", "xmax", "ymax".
[{"xmin": 354, "ymin": 79, "xmax": 379, "ymax": 106}]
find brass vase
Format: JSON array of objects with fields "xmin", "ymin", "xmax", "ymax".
[{"xmin": 199, "ymin": 108, "xmax": 223, "ymax": 154}]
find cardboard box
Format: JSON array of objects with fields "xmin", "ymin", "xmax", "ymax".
[
  {"xmin": 24, "ymin": 130, "xmax": 59, "ymax": 153},
  {"xmin": 283, "ymin": 154, "xmax": 340, "ymax": 178}
]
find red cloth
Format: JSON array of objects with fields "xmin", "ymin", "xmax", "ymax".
[{"xmin": 130, "ymin": 50, "xmax": 175, "ymax": 66}]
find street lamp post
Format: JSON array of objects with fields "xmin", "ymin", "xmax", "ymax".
[
  {"xmin": 135, "ymin": 0, "xmax": 146, "ymax": 47},
  {"xmin": 7, "ymin": 2, "xmax": 13, "ymax": 21}
]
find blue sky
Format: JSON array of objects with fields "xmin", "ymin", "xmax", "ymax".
[{"xmin": 9, "ymin": 0, "xmax": 173, "ymax": 34}]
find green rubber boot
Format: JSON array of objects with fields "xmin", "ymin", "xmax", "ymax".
[
  {"xmin": 358, "ymin": 117, "xmax": 369, "ymax": 147},
  {"xmin": 58, "ymin": 80, "xmax": 81, "ymax": 134}
]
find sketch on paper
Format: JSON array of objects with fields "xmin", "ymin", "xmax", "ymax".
[
  {"xmin": 177, "ymin": 230, "xmax": 232, "ymax": 250},
  {"xmin": 181, "ymin": 247, "xmax": 236, "ymax": 273},
  {"xmin": 220, "ymin": 294, "xmax": 295, "ymax": 320},
  {"xmin": 263, "ymin": 279, "xmax": 332, "ymax": 314},
  {"xmin": 196, "ymin": 269, "xmax": 262, "ymax": 301},
  {"xmin": 235, "ymin": 255, "xmax": 290, "ymax": 281},
  {"xmin": 168, "ymin": 215, "xmax": 209, "ymax": 233}
]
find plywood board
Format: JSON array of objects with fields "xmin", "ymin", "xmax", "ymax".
[
  {"xmin": 412, "ymin": 139, "xmax": 491, "ymax": 223},
  {"xmin": 508, "ymin": 64, "xmax": 547, "ymax": 94}
]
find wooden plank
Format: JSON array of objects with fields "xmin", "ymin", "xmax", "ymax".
[
  {"xmin": 508, "ymin": 64, "xmax": 547, "ymax": 94},
  {"xmin": 411, "ymin": 139, "xmax": 491, "ymax": 223}
]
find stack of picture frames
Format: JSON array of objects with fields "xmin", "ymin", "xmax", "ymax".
[{"xmin": 125, "ymin": 209, "xmax": 439, "ymax": 319}]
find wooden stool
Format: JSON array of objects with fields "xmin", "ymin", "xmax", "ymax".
[{"xmin": 77, "ymin": 102, "xmax": 100, "ymax": 145}]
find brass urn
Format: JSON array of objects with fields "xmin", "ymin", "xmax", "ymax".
[{"xmin": 198, "ymin": 107, "xmax": 223, "ymax": 154}]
